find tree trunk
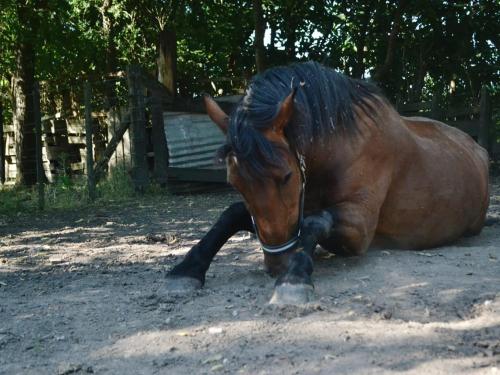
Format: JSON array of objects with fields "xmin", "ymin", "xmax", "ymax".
[
  {"xmin": 376, "ymin": 24, "xmax": 399, "ymax": 82},
  {"xmin": 410, "ymin": 45, "xmax": 427, "ymax": 102},
  {"xmin": 157, "ymin": 28, "xmax": 177, "ymax": 98},
  {"xmin": 352, "ymin": 2, "xmax": 375, "ymax": 78},
  {"xmin": 253, "ymin": 0, "xmax": 266, "ymax": 73},
  {"xmin": 150, "ymin": 92, "xmax": 168, "ymax": 186},
  {"xmin": 0, "ymin": 100, "xmax": 4, "ymax": 184},
  {"xmin": 11, "ymin": 1, "xmax": 41, "ymax": 186},
  {"xmin": 127, "ymin": 66, "xmax": 149, "ymax": 192},
  {"xmin": 373, "ymin": 0, "xmax": 408, "ymax": 85},
  {"xmin": 99, "ymin": 0, "xmax": 119, "ymax": 178},
  {"xmin": 285, "ymin": 27, "xmax": 297, "ymax": 61},
  {"xmin": 268, "ymin": 15, "xmax": 277, "ymax": 57},
  {"xmin": 101, "ymin": 0, "xmax": 118, "ymax": 109},
  {"xmin": 283, "ymin": 4, "xmax": 298, "ymax": 61}
]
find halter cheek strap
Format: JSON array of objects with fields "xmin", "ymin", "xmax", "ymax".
[{"xmin": 251, "ymin": 152, "xmax": 306, "ymax": 255}]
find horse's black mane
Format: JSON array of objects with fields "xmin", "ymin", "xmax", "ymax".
[{"xmin": 220, "ymin": 61, "xmax": 384, "ymax": 177}]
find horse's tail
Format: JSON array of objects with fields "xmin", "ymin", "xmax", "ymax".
[{"xmin": 484, "ymin": 216, "xmax": 500, "ymax": 226}]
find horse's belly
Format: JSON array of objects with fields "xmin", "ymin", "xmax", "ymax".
[{"xmin": 376, "ymin": 118, "xmax": 489, "ymax": 249}]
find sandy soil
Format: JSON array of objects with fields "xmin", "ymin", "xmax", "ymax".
[{"xmin": 1, "ymin": 179, "xmax": 499, "ymax": 375}]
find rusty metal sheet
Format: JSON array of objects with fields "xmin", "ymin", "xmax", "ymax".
[{"xmin": 163, "ymin": 112, "xmax": 226, "ymax": 182}]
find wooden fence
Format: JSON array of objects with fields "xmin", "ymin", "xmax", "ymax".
[
  {"xmin": 397, "ymin": 86, "xmax": 494, "ymax": 154},
  {"xmin": 1, "ymin": 108, "xmax": 124, "ymax": 184},
  {"xmin": 0, "ymin": 65, "xmax": 173, "ymax": 204},
  {"xmin": 0, "ymin": 74, "xmax": 496, "ymax": 204},
  {"xmin": 86, "ymin": 65, "xmax": 173, "ymax": 195},
  {"xmin": 0, "ymin": 100, "xmax": 4, "ymax": 184}
]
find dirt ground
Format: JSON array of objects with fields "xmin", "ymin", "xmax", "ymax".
[{"xmin": 1, "ymin": 178, "xmax": 499, "ymax": 375}]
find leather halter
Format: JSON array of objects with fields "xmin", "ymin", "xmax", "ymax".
[{"xmin": 251, "ymin": 152, "xmax": 306, "ymax": 254}]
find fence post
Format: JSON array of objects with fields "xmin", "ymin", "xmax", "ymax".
[
  {"xmin": 93, "ymin": 114, "xmax": 130, "ymax": 182},
  {"xmin": 33, "ymin": 82, "xmax": 44, "ymax": 210},
  {"xmin": 431, "ymin": 93, "xmax": 442, "ymax": 121},
  {"xmin": 479, "ymin": 86, "xmax": 491, "ymax": 153},
  {"xmin": 127, "ymin": 65, "xmax": 149, "ymax": 192},
  {"xmin": 0, "ymin": 99, "xmax": 4, "ymax": 184},
  {"xmin": 150, "ymin": 91, "xmax": 169, "ymax": 186},
  {"xmin": 84, "ymin": 81, "xmax": 96, "ymax": 201}
]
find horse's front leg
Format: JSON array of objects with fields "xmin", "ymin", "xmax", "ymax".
[
  {"xmin": 165, "ymin": 201, "xmax": 253, "ymax": 292},
  {"xmin": 269, "ymin": 210, "xmax": 335, "ymax": 305}
]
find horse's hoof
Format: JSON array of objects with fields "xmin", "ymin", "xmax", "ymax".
[
  {"xmin": 269, "ymin": 283, "xmax": 314, "ymax": 305},
  {"xmin": 161, "ymin": 276, "xmax": 202, "ymax": 294}
]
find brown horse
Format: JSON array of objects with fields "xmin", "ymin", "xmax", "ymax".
[{"xmin": 167, "ymin": 61, "xmax": 489, "ymax": 304}]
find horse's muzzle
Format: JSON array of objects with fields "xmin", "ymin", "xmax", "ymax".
[{"xmin": 263, "ymin": 250, "xmax": 295, "ymax": 277}]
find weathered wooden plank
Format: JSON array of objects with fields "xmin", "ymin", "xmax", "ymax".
[
  {"xmin": 94, "ymin": 113, "xmax": 130, "ymax": 182},
  {"xmin": 5, "ymin": 133, "xmax": 16, "ymax": 155},
  {"xmin": 67, "ymin": 135, "xmax": 85, "ymax": 144},
  {"xmin": 479, "ymin": 86, "xmax": 491, "ymax": 152},
  {"xmin": 33, "ymin": 82, "xmax": 45, "ymax": 209},
  {"xmin": 151, "ymin": 93, "xmax": 169, "ymax": 185},
  {"xmin": 7, "ymin": 163, "xmax": 17, "ymax": 176},
  {"xmin": 127, "ymin": 65, "xmax": 150, "ymax": 192},
  {"xmin": 70, "ymin": 161, "xmax": 85, "ymax": 170},
  {"xmin": 67, "ymin": 118, "xmax": 85, "ymax": 135},
  {"xmin": 3, "ymin": 124, "xmax": 15, "ymax": 133},
  {"xmin": 84, "ymin": 82, "xmax": 96, "ymax": 201},
  {"xmin": 107, "ymin": 108, "xmax": 130, "ymax": 168},
  {"xmin": 0, "ymin": 99, "xmax": 4, "ymax": 184},
  {"xmin": 445, "ymin": 104, "xmax": 480, "ymax": 118},
  {"xmin": 167, "ymin": 167, "xmax": 227, "ymax": 183},
  {"xmin": 448, "ymin": 120, "xmax": 479, "ymax": 136}
]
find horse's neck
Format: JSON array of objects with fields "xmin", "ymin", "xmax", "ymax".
[{"xmin": 301, "ymin": 130, "xmax": 367, "ymax": 176}]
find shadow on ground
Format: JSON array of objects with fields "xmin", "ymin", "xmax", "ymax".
[{"xmin": 1, "ymin": 186, "xmax": 499, "ymax": 374}]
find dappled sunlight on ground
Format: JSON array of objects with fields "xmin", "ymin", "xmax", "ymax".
[{"xmin": 1, "ymin": 187, "xmax": 499, "ymax": 374}]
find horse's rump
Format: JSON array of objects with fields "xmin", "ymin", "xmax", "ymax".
[{"xmin": 374, "ymin": 115, "xmax": 489, "ymax": 249}]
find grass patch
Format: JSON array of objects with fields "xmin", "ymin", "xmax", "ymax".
[{"xmin": 0, "ymin": 166, "xmax": 169, "ymax": 217}]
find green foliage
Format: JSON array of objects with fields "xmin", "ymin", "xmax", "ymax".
[
  {"xmin": 1, "ymin": 0, "xmax": 498, "ymax": 101},
  {"xmin": 0, "ymin": 0, "xmax": 498, "ymax": 194},
  {"xmin": 96, "ymin": 166, "xmax": 134, "ymax": 200},
  {"xmin": 0, "ymin": 166, "xmax": 135, "ymax": 216},
  {"xmin": 176, "ymin": 1, "xmax": 254, "ymax": 97},
  {"xmin": 0, "ymin": 185, "xmax": 35, "ymax": 215}
]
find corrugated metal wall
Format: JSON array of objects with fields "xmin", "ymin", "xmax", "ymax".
[{"xmin": 163, "ymin": 112, "xmax": 227, "ymax": 182}]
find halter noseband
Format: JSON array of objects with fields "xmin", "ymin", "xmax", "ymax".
[{"xmin": 251, "ymin": 152, "xmax": 306, "ymax": 255}]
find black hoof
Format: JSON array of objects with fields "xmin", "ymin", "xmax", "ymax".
[
  {"xmin": 160, "ymin": 276, "xmax": 202, "ymax": 295},
  {"xmin": 269, "ymin": 283, "xmax": 314, "ymax": 305}
]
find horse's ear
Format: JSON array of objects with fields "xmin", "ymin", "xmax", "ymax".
[
  {"xmin": 272, "ymin": 88, "xmax": 297, "ymax": 134},
  {"xmin": 204, "ymin": 94, "xmax": 229, "ymax": 134}
]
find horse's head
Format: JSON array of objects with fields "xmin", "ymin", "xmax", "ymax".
[{"xmin": 205, "ymin": 92, "xmax": 304, "ymax": 276}]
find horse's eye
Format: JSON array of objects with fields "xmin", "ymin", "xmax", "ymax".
[{"xmin": 282, "ymin": 171, "xmax": 292, "ymax": 185}]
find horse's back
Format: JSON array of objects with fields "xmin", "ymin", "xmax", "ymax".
[
  {"xmin": 403, "ymin": 116, "xmax": 489, "ymax": 176},
  {"xmin": 404, "ymin": 116, "xmax": 488, "ymax": 160},
  {"xmin": 375, "ymin": 115, "xmax": 489, "ymax": 249}
]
